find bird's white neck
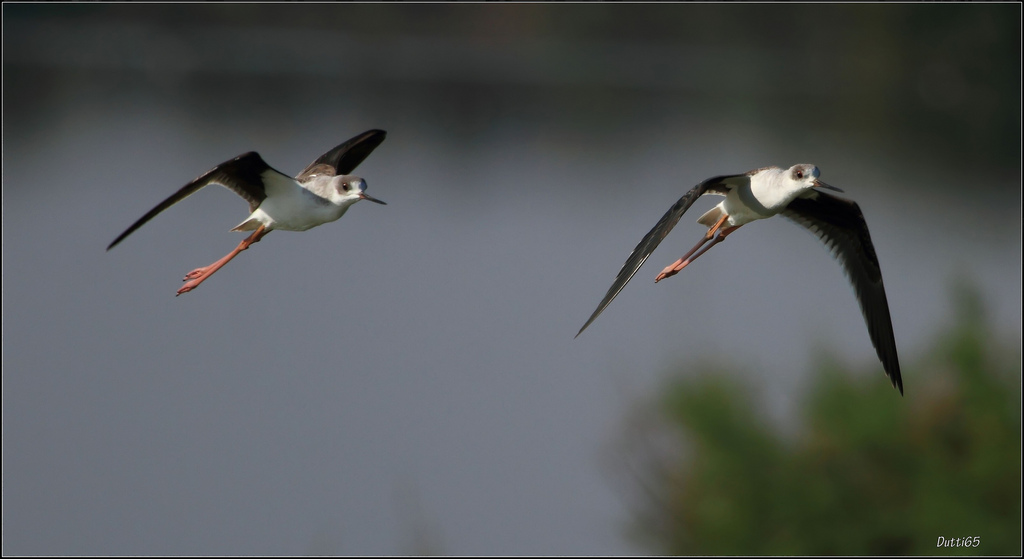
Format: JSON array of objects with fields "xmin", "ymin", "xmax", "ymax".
[{"xmin": 750, "ymin": 167, "xmax": 810, "ymax": 212}]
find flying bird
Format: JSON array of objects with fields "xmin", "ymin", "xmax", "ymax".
[
  {"xmin": 108, "ymin": 129, "xmax": 387, "ymax": 295},
  {"xmin": 576, "ymin": 164, "xmax": 903, "ymax": 395}
]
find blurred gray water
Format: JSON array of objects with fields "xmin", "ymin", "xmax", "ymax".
[{"xmin": 3, "ymin": 4, "xmax": 1020, "ymax": 555}]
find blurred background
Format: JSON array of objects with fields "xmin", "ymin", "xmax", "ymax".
[{"xmin": 3, "ymin": 3, "xmax": 1020, "ymax": 555}]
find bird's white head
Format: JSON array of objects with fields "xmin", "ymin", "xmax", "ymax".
[
  {"xmin": 331, "ymin": 174, "xmax": 387, "ymax": 206},
  {"xmin": 786, "ymin": 164, "xmax": 843, "ymax": 194}
]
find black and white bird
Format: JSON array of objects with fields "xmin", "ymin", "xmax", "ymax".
[
  {"xmin": 108, "ymin": 129, "xmax": 387, "ymax": 296},
  {"xmin": 576, "ymin": 164, "xmax": 903, "ymax": 395}
]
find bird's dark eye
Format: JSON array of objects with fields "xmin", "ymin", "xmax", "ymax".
[
  {"xmin": 341, "ymin": 182, "xmax": 350, "ymax": 192},
  {"xmin": 795, "ymin": 170, "xmax": 804, "ymax": 179}
]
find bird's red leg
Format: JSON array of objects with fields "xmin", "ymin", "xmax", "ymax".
[
  {"xmin": 177, "ymin": 225, "xmax": 268, "ymax": 296},
  {"xmin": 655, "ymin": 216, "xmax": 740, "ymax": 283},
  {"xmin": 654, "ymin": 214, "xmax": 728, "ymax": 282}
]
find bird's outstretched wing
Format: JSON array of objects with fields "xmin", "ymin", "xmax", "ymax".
[
  {"xmin": 296, "ymin": 129, "xmax": 388, "ymax": 181},
  {"xmin": 782, "ymin": 191, "xmax": 903, "ymax": 394},
  {"xmin": 107, "ymin": 152, "xmax": 274, "ymax": 250},
  {"xmin": 576, "ymin": 174, "xmax": 745, "ymax": 337}
]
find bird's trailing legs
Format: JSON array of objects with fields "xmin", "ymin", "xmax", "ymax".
[
  {"xmin": 177, "ymin": 224, "xmax": 268, "ymax": 296},
  {"xmin": 655, "ymin": 214, "xmax": 741, "ymax": 282}
]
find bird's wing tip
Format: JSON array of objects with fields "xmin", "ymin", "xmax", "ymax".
[{"xmin": 575, "ymin": 320, "xmax": 596, "ymax": 339}]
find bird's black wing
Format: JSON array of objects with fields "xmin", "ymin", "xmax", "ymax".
[
  {"xmin": 576, "ymin": 174, "xmax": 744, "ymax": 337},
  {"xmin": 782, "ymin": 191, "xmax": 903, "ymax": 394},
  {"xmin": 107, "ymin": 152, "xmax": 273, "ymax": 250},
  {"xmin": 296, "ymin": 129, "xmax": 387, "ymax": 181}
]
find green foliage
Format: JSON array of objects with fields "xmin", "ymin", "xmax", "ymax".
[{"xmin": 624, "ymin": 285, "xmax": 1021, "ymax": 555}]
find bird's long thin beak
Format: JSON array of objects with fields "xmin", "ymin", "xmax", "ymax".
[
  {"xmin": 359, "ymin": 192, "xmax": 387, "ymax": 205},
  {"xmin": 814, "ymin": 179, "xmax": 844, "ymax": 193}
]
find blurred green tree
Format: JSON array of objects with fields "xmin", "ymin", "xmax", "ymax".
[{"xmin": 616, "ymin": 282, "xmax": 1021, "ymax": 555}]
